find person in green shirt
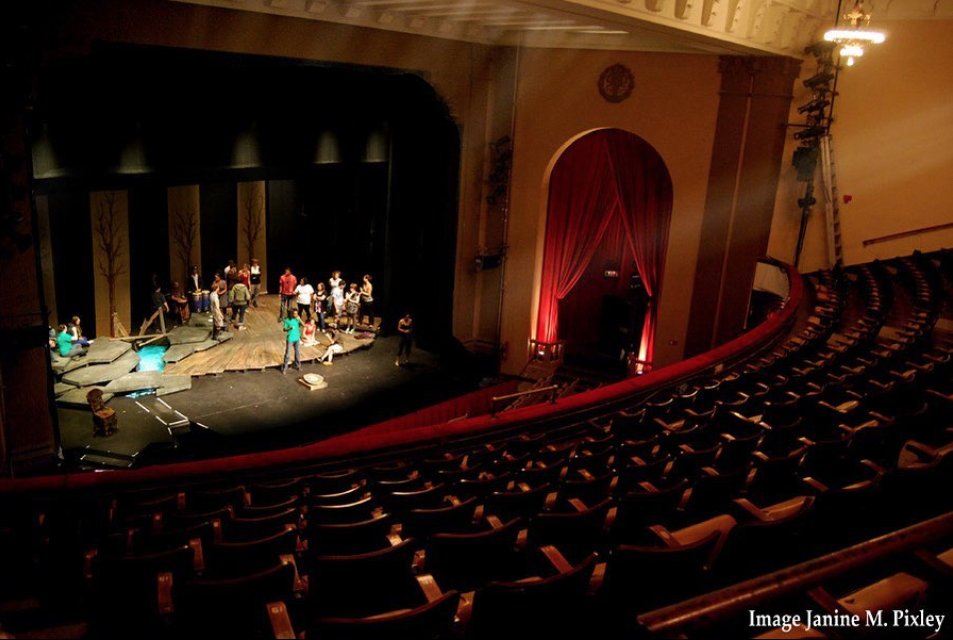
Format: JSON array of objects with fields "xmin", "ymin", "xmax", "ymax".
[
  {"xmin": 281, "ymin": 308, "xmax": 303, "ymax": 374},
  {"xmin": 56, "ymin": 323, "xmax": 86, "ymax": 359}
]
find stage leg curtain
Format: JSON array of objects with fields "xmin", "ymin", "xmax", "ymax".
[{"xmin": 536, "ymin": 129, "xmax": 672, "ymax": 367}]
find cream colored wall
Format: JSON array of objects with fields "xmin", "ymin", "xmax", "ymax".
[
  {"xmin": 768, "ymin": 20, "xmax": 953, "ymax": 271},
  {"xmin": 500, "ymin": 49, "xmax": 721, "ymax": 374}
]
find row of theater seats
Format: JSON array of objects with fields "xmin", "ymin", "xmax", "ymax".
[{"xmin": 1, "ymin": 250, "xmax": 952, "ymax": 639}]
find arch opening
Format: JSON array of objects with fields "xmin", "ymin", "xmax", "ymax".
[{"xmin": 536, "ymin": 128, "xmax": 673, "ymax": 373}]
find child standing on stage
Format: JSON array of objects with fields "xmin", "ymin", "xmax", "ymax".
[
  {"xmin": 295, "ymin": 277, "xmax": 314, "ymax": 322},
  {"xmin": 344, "ymin": 283, "xmax": 361, "ymax": 334},
  {"xmin": 329, "ymin": 270, "xmax": 343, "ymax": 292},
  {"xmin": 330, "ymin": 280, "xmax": 346, "ymax": 326},
  {"xmin": 314, "ymin": 282, "xmax": 328, "ymax": 331},
  {"xmin": 360, "ymin": 274, "xmax": 374, "ymax": 330},
  {"xmin": 249, "ymin": 258, "xmax": 262, "ymax": 307}
]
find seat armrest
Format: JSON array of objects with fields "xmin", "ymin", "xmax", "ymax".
[
  {"xmin": 266, "ymin": 601, "xmax": 296, "ymax": 640},
  {"xmin": 539, "ymin": 545, "xmax": 574, "ymax": 574},
  {"xmin": 806, "ymin": 586, "xmax": 842, "ymax": 615},
  {"xmin": 157, "ymin": 572, "xmax": 174, "ymax": 616},
  {"xmin": 455, "ymin": 591, "xmax": 475, "ymax": 633},
  {"xmin": 588, "ymin": 562, "xmax": 606, "ymax": 596},
  {"xmin": 647, "ymin": 524, "xmax": 677, "ymax": 546},
  {"xmin": 802, "ymin": 476, "xmax": 829, "ymax": 493},
  {"xmin": 279, "ymin": 554, "xmax": 308, "ymax": 595},
  {"xmin": 858, "ymin": 459, "xmax": 888, "ymax": 475},
  {"xmin": 188, "ymin": 537, "xmax": 205, "ymax": 573},
  {"xmin": 731, "ymin": 497, "xmax": 766, "ymax": 522},
  {"xmin": 416, "ymin": 573, "xmax": 444, "ymax": 603},
  {"xmin": 568, "ymin": 498, "xmax": 588, "ymax": 513},
  {"xmin": 83, "ymin": 548, "xmax": 98, "ymax": 582}
]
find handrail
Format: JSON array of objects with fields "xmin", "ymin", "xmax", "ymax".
[
  {"xmin": 0, "ymin": 261, "xmax": 803, "ymax": 495},
  {"xmin": 637, "ymin": 510, "xmax": 953, "ymax": 637},
  {"xmin": 862, "ymin": 220, "xmax": 953, "ymax": 247},
  {"xmin": 490, "ymin": 384, "xmax": 559, "ymax": 415}
]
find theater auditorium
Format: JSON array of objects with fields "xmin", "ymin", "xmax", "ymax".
[{"xmin": 1, "ymin": 0, "xmax": 952, "ymax": 637}]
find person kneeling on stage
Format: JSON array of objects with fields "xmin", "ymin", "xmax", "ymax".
[
  {"xmin": 56, "ymin": 324, "xmax": 87, "ymax": 359},
  {"xmin": 282, "ymin": 308, "xmax": 303, "ymax": 374},
  {"xmin": 301, "ymin": 318, "xmax": 318, "ymax": 347},
  {"xmin": 319, "ymin": 328, "xmax": 344, "ymax": 366}
]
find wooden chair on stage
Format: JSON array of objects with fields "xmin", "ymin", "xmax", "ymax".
[{"xmin": 87, "ymin": 388, "xmax": 118, "ymax": 437}]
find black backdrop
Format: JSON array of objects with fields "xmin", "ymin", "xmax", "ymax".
[{"xmin": 33, "ymin": 44, "xmax": 460, "ymax": 346}]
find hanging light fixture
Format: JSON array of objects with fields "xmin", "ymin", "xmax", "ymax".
[{"xmin": 823, "ymin": 0, "xmax": 885, "ymax": 66}]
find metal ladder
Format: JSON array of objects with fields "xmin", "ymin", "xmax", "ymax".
[{"xmin": 820, "ymin": 134, "xmax": 844, "ymax": 266}]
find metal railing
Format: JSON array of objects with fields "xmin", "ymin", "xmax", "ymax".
[
  {"xmin": 490, "ymin": 384, "xmax": 559, "ymax": 416},
  {"xmin": 862, "ymin": 220, "xmax": 953, "ymax": 247}
]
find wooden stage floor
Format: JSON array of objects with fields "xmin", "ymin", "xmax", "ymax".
[{"xmin": 163, "ymin": 295, "xmax": 378, "ymax": 377}]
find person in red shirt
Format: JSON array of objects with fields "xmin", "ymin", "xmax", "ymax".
[{"xmin": 278, "ymin": 267, "xmax": 297, "ymax": 321}]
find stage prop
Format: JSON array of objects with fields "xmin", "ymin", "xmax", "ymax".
[
  {"xmin": 87, "ymin": 389, "xmax": 118, "ymax": 437},
  {"xmin": 536, "ymin": 129, "xmax": 672, "ymax": 367},
  {"xmin": 299, "ymin": 373, "xmax": 329, "ymax": 391}
]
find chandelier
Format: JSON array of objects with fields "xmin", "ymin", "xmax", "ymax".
[{"xmin": 823, "ymin": 0, "xmax": 885, "ymax": 66}]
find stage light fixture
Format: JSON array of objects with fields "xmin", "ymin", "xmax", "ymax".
[
  {"xmin": 797, "ymin": 97, "xmax": 830, "ymax": 115},
  {"xmin": 794, "ymin": 126, "xmax": 827, "ymax": 141},
  {"xmin": 803, "ymin": 71, "xmax": 834, "ymax": 89}
]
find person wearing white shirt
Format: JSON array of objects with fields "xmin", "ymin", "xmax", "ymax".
[
  {"xmin": 295, "ymin": 277, "xmax": 315, "ymax": 322},
  {"xmin": 249, "ymin": 258, "xmax": 262, "ymax": 307}
]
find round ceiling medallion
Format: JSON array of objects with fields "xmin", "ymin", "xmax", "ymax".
[{"xmin": 598, "ymin": 64, "xmax": 635, "ymax": 103}]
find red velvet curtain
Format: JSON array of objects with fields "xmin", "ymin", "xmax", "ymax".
[
  {"xmin": 535, "ymin": 134, "xmax": 621, "ymax": 344},
  {"xmin": 536, "ymin": 129, "xmax": 672, "ymax": 366}
]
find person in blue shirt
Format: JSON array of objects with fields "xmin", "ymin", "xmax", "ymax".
[
  {"xmin": 281, "ymin": 308, "xmax": 303, "ymax": 374},
  {"xmin": 56, "ymin": 324, "xmax": 86, "ymax": 359}
]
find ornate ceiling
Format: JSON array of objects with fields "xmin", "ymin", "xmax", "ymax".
[{"xmin": 173, "ymin": 0, "xmax": 949, "ymax": 56}]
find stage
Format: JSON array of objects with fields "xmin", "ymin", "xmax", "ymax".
[
  {"xmin": 56, "ymin": 333, "xmax": 486, "ymax": 469},
  {"xmin": 163, "ymin": 295, "xmax": 379, "ymax": 375}
]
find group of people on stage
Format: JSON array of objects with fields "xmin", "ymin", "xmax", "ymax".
[
  {"xmin": 277, "ymin": 268, "xmax": 375, "ymax": 335},
  {"xmin": 277, "ymin": 268, "xmax": 378, "ymax": 373},
  {"xmin": 151, "ymin": 258, "xmax": 263, "ymax": 338},
  {"xmin": 50, "ymin": 316, "xmax": 91, "ymax": 360}
]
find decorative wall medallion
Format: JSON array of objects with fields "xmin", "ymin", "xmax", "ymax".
[{"xmin": 598, "ymin": 64, "xmax": 635, "ymax": 103}]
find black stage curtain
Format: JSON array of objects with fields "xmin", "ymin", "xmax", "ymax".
[
  {"xmin": 34, "ymin": 44, "xmax": 461, "ymax": 347},
  {"xmin": 128, "ymin": 186, "xmax": 169, "ymax": 327},
  {"xmin": 48, "ymin": 191, "xmax": 96, "ymax": 337},
  {"xmin": 200, "ymin": 182, "xmax": 238, "ymax": 281}
]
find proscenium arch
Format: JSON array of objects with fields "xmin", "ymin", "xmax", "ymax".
[{"xmin": 533, "ymin": 127, "xmax": 674, "ymax": 366}]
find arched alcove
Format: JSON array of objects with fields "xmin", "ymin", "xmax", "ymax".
[{"xmin": 536, "ymin": 128, "xmax": 673, "ymax": 372}]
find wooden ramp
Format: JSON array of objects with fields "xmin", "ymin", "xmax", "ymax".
[{"xmin": 163, "ymin": 295, "xmax": 377, "ymax": 376}]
